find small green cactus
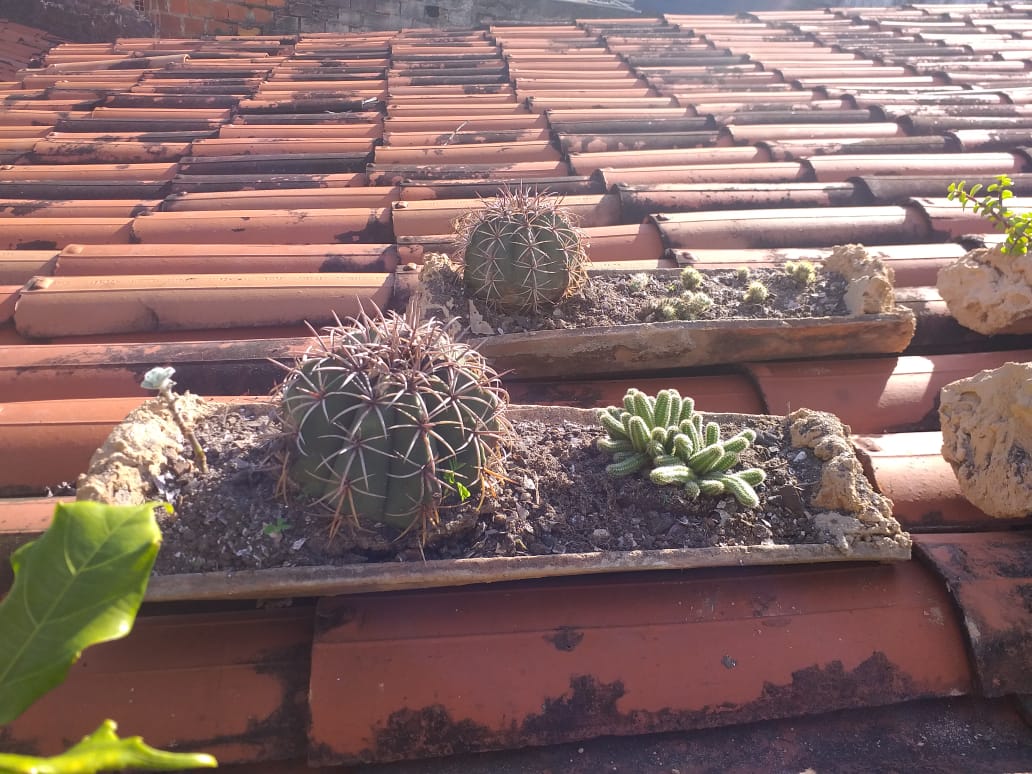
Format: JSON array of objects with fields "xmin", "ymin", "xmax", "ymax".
[
  {"xmin": 456, "ymin": 187, "xmax": 589, "ymax": 314},
  {"xmin": 656, "ymin": 302, "xmax": 678, "ymax": 321},
  {"xmin": 743, "ymin": 281, "xmax": 769, "ymax": 304},
  {"xmin": 596, "ymin": 388, "xmax": 766, "ymax": 508},
  {"xmin": 736, "ymin": 266, "xmax": 751, "ymax": 282},
  {"xmin": 784, "ymin": 260, "xmax": 816, "ymax": 286},
  {"xmin": 674, "ymin": 291, "xmax": 713, "ymax": 320},
  {"xmin": 680, "ymin": 267, "xmax": 703, "ymax": 291},
  {"xmin": 278, "ymin": 310, "xmax": 511, "ymax": 540},
  {"xmin": 627, "ymin": 272, "xmax": 651, "ymax": 292}
]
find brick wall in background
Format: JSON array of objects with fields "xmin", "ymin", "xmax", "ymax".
[
  {"xmin": 133, "ymin": 0, "xmax": 283, "ymax": 37},
  {"xmin": 5, "ymin": 0, "xmax": 152, "ymax": 42},
  {"xmin": 137, "ymin": 0, "xmax": 632, "ymax": 37}
]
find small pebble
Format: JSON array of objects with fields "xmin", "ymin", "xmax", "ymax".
[{"xmin": 793, "ymin": 451, "xmax": 808, "ymax": 462}]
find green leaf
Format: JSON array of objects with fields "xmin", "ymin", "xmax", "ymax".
[
  {"xmin": 0, "ymin": 501, "xmax": 166, "ymax": 723},
  {"xmin": 0, "ymin": 719, "xmax": 217, "ymax": 772}
]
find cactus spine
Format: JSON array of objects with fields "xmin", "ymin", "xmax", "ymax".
[
  {"xmin": 278, "ymin": 310, "xmax": 510, "ymax": 539},
  {"xmin": 456, "ymin": 187, "xmax": 589, "ymax": 314},
  {"xmin": 597, "ymin": 388, "xmax": 766, "ymax": 508}
]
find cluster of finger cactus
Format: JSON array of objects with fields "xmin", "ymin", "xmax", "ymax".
[
  {"xmin": 277, "ymin": 310, "xmax": 510, "ymax": 539},
  {"xmin": 456, "ymin": 187, "xmax": 589, "ymax": 315},
  {"xmin": 597, "ymin": 388, "xmax": 766, "ymax": 507}
]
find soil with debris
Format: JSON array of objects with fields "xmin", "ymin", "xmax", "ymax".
[
  {"xmin": 150, "ymin": 402, "xmax": 831, "ymax": 576},
  {"xmin": 417, "ymin": 263, "xmax": 850, "ymax": 335}
]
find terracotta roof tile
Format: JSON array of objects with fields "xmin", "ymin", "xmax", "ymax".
[
  {"xmin": 13, "ymin": 272, "xmax": 392, "ymax": 338},
  {"xmin": 309, "ymin": 561, "xmax": 972, "ymax": 764},
  {"xmin": 2, "ymin": 11, "xmax": 1032, "ymax": 768}
]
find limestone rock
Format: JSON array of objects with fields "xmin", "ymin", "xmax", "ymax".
[
  {"xmin": 936, "ymin": 246, "xmax": 1032, "ymax": 335},
  {"xmin": 787, "ymin": 408, "xmax": 908, "ymax": 551},
  {"xmin": 939, "ymin": 361, "xmax": 1032, "ymax": 518},
  {"xmin": 76, "ymin": 394, "xmax": 216, "ymax": 505},
  {"xmin": 824, "ymin": 244, "xmax": 897, "ymax": 315}
]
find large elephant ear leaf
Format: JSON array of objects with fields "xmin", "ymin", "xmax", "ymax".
[
  {"xmin": 0, "ymin": 719, "xmax": 217, "ymax": 772},
  {"xmin": 0, "ymin": 501, "xmax": 166, "ymax": 724}
]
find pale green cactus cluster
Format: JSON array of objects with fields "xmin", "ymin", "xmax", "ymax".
[{"xmin": 597, "ymin": 388, "xmax": 766, "ymax": 508}]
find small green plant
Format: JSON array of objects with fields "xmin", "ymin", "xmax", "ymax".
[
  {"xmin": 278, "ymin": 309, "xmax": 510, "ymax": 540},
  {"xmin": 783, "ymin": 259, "xmax": 816, "ymax": 286},
  {"xmin": 735, "ymin": 266, "xmax": 751, "ymax": 282},
  {"xmin": 0, "ymin": 501, "xmax": 217, "ymax": 772},
  {"xmin": 141, "ymin": 366, "xmax": 207, "ymax": 474},
  {"xmin": 680, "ymin": 266, "xmax": 703, "ymax": 291},
  {"xmin": 456, "ymin": 187, "xmax": 589, "ymax": 314},
  {"xmin": 262, "ymin": 516, "xmax": 292, "ymax": 536},
  {"xmin": 443, "ymin": 464, "xmax": 472, "ymax": 502},
  {"xmin": 626, "ymin": 272, "xmax": 651, "ymax": 292},
  {"xmin": 948, "ymin": 174, "xmax": 1031, "ymax": 254},
  {"xmin": 596, "ymin": 388, "xmax": 766, "ymax": 508},
  {"xmin": 674, "ymin": 291, "xmax": 713, "ymax": 320},
  {"xmin": 743, "ymin": 280, "xmax": 769, "ymax": 304}
]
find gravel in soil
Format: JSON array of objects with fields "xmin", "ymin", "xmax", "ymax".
[
  {"xmin": 152, "ymin": 402, "xmax": 828, "ymax": 576},
  {"xmin": 418, "ymin": 261, "xmax": 850, "ymax": 335}
]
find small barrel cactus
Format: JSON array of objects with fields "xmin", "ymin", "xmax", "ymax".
[
  {"xmin": 456, "ymin": 187, "xmax": 589, "ymax": 314},
  {"xmin": 277, "ymin": 310, "xmax": 511, "ymax": 539}
]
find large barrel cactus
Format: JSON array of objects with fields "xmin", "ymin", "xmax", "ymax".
[
  {"xmin": 457, "ymin": 187, "xmax": 590, "ymax": 314},
  {"xmin": 277, "ymin": 310, "xmax": 511, "ymax": 538}
]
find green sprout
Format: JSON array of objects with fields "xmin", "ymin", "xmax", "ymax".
[
  {"xmin": 783, "ymin": 259, "xmax": 816, "ymax": 286},
  {"xmin": 948, "ymin": 174, "xmax": 1031, "ymax": 255},
  {"xmin": 141, "ymin": 366, "xmax": 207, "ymax": 475},
  {"xmin": 596, "ymin": 388, "xmax": 766, "ymax": 508},
  {"xmin": 443, "ymin": 467, "xmax": 472, "ymax": 502},
  {"xmin": 743, "ymin": 281, "xmax": 769, "ymax": 304},
  {"xmin": 262, "ymin": 516, "xmax": 292, "ymax": 536}
]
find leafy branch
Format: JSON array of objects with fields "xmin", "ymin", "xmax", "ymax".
[
  {"xmin": 0, "ymin": 501, "xmax": 216, "ymax": 772},
  {"xmin": 947, "ymin": 174, "xmax": 1032, "ymax": 255}
]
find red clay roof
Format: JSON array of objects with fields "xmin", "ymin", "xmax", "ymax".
[{"xmin": 0, "ymin": 5, "xmax": 1031, "ymax": 770}]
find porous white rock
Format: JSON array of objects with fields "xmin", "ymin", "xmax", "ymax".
[
  {"xmin": 824, "ymin": 244, "xmax": 897, "ymax": 315},
  {"xmin": 936, "ymin": 246, "xmax": 1032, "ymax": 335},
  {"xmin": 76, "ymin": 394, "xmax": 216, "ymax": 505},
  {"xmin": 787, "ymin": 408, "xmax": 906, "ymax": 551},
  {"xmin": 939, "ymin": 361, "xmax": 1032, "ymax": 518}
]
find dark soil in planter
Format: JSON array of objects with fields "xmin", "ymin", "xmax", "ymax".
[
  {"xmin": 143, "ymin": 402, "xmax": 832, "ymax": 576},
  {"xmin": 418, "ymin": 262, "xmax": 850, "ymax": 335}
]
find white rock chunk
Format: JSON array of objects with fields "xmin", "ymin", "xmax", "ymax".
[
  {"xmin": 937, "ymin": 246, "xmax": 1032, "ymax": 335},
  {"xmin": 940, "ymin": 361, "xmax": 1032, "ymax": 518},
  {"xmin": 824, "ymin": 243, "xmax": 897, "ymax": 315}
]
